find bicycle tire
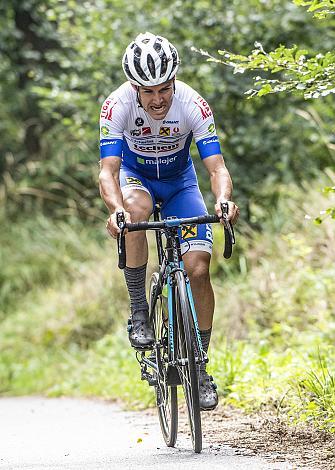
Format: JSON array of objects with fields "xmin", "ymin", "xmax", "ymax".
[
  {"xmin": 174, "ymin": 270, "xmax": 202, "ymax": 453},
  {"xmin": 149, "ymin": 272, "xmax": 178, "ymax": 447}
]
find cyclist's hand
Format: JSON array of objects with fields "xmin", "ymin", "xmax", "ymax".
[
  {"xmin": 215, "ymin": 200, "xmax": 240, "ymax": 225},
  {"xmin": 106, "ymin": 209, "xmax": 131, "ymax": 239}
]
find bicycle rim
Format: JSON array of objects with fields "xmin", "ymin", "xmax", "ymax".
[
  {"xmin": 175, "ymin": 271, "xmax": 202, "ymax": 453},
  {"xmin": 149, "ymin": 273, "xmax": 178, "ymax": 447}
]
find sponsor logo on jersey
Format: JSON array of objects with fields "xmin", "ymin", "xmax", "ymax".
[
  {"xmin": 172, "ymin": 127, "xmax": 180, "ymax": 135},
  {"xmin": 194, "ymin": 96, "xmax": 212, "ymax": 120},
  {"xmin": 100, "ymin": 98, "xmax": 117, "ymax": 121},
  {"xmin": 137, "ymin": 155, "xmax": 178, "ymax": 165},
  {"xmin": 181, "ymin": 224, "xmax": 198, "ymax": 239},
  {"xmin": 130, "ymin": 129, "xmax": 141, "ymax": 136},
  {"xmin": 205, "ymin": 224, "xmax": 213, "ymax": 242},
  {"xmin": 163, "ymin": 120, "xmax": 179, "ymax": 124},
  {"xmin": 125, "ymin": 177, "xmax": 143, "ymax": 185},
  {"xmin": 101, "ymin": 126, "xmax": 109, "ymax": 136},
  {"xmin": 181, "ymin": 240, "xmax": 212, "ymax": 251},
  {"xmin": 159, "ymin": 127, "xmax": 170, "ymax": 136},
  {"xmin": 100, "ymin": 140, "xmax": 118, "ymax": 146},
  {"xmin": 142, "ymin": 127, "xmax": 152, "ymax": 135},
  {"xmin": 203, "ymin": 137, "xmax": 219, "ymax": 145},
  {"xmin": 154, "ymin": 155, "xmax": 177, "ymax": 165},
  {"xmin": 208, "ymin": 123, "xmax": 215, "ymax": 134},
  {"xmin": 135, "ymin": 117, "xmax": 144, "ymax": 127},
  {"xmin": 134, "ymin": 143, "xmax": 178, "ymax": 153}
]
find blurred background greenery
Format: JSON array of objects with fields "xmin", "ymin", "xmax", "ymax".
[{"xmin": 0, "ymin": 0, "xmax": 334, "ymax": 431}]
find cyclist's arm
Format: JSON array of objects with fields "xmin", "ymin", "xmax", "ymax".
[
  {"xmin": 99, "ymin": 156, "xmax": 124, "ymax": 214},
  {"xmin": 202, "ymin": 154, "xmax": 239, "ymax": 224},
  {"xmin": 186, "ymin": 90, "xmax": 239, "ymax": 223},
  {"xmin": 203, "ymin": 153, "xmax": 232, "ymax": 200},
  {"xmin": 99, "ymin": 157, "xmax": 130, "ymax": 237},
  {"xmin": 99, "ymin": 91, "xmax": 132, "ymax": 236}
]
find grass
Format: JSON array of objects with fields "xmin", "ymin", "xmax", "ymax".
[
  {"xmin": 208, "ymin": 335, "xmax": 335, "ymax": 431},
  {"xmin": 0, "ymin": 172, "xmax": 335, "ymax": 429},
  {"xmin": 292, "ymin": 353, "xmax": 335, "ymax": 431}
]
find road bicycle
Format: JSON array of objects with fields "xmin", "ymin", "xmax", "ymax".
[{"xmin": 116, "ymin": 203, "xmax": 235, "ymax": 453}]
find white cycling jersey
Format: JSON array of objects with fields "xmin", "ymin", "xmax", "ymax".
[{"xmin": 99, "ymin": 80, "xmax": 221, "ymax": 179}]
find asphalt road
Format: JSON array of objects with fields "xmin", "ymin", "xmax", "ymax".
[{"xmin": 0, "ymin": 397, "xmax": 295, "ymax": 469}]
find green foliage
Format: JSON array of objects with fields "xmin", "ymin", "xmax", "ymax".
[
  {"xmin": 204, "ymin": 44, "xmax": 335, "ymax": 100},
  {"xmin": 314, "ymin": 184, "xmax": 335, "ymax": 223},
  {"xmin": 195, "ymin": 1, "xmax": 335, "ymax": 100},
  {"xmin": 1, "ymin": 0, "xmax": 335, "ymax": 221},
  {"xmin": 197, "ymin": 25, "xmax": 335, "ymax": 99},
  {"xmin": 294, "ymin": 0, "xmax": 335, "ymax": 18},
  {"xmin": 195, "ymin": 0, "xmax": 335, "ymax": 221},
  {"xmin": 0, "ymin": 215, "xmax": 106, "ymax": 315},
  {"xmin": 209, "ymin": 339, "xmax": 335, "ymax": 431},
  {"xmin": 207, "ymin": 176, "xmax": 335, "ymax": 431},
  {"xmin": 291, "ymin": 353, "xmax": 335, "ymax": 431}
]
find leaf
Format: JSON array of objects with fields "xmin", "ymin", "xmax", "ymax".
[
  {"xmin": 233, "ymin": 66, "xmax": 245, "ymax": 74},
  {"xmin": 323, "ymin": 186, "xmax": 335, "ymax": 194},
  {"xmin": 257, "ymin": 84, "xmax": 273, "ymax": 96}
]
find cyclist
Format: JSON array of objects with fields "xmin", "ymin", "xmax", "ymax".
[{"xmin": 99, "ymin": 32, "xmax": 239, "ymax": 411}]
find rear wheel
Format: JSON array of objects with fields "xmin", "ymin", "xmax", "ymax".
[
  {"xmin": 149, "ymin": 272, "xmax": 178, "ymax": 447},
  {"xmin": 174, "ymin": 270, "xmax": 202, "ymax": 453}
]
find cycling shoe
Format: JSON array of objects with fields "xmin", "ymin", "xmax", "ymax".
[
  {"xmin": 127, "ymin": 310, "xmax": 154, "ymax": 350},
  {"xmin": 199, "ymin": 369, "xmax": 218, "ymax": 411}
]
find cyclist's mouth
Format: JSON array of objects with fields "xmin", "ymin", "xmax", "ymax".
[
  {"xmin": 148, "ymin": 101, "xmax": 172, "ymax": 119},
  {"xmin": 151, "ymin": 105, "xmax": 166, "ymax": 113}
]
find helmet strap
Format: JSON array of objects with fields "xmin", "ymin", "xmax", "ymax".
[
  {"xmin": 130, "ymin": 83, "xmax": 143, "ymax": 108},
  {"xmin": 136, "ymin": 87, "xmax": 143, "ymax": 108}
]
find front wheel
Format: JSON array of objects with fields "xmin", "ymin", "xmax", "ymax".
[
  {"xmin": 174, "ymin": 270, "xmax": 202, "ymax": 453},
  {"xmin": 149, "ymin": 272, "xmax": 178, "ymax": 447}
]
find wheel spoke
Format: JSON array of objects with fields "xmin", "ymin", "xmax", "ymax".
[
  {"xmin": 175, "ymin": 271, "xmax": 202, "ymax": 453},
  {"xmin": 149, "ymin": 273, "xmax": 178, "ymax": 448}
]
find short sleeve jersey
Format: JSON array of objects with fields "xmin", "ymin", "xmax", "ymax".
[{"xmin": 99, "ymin": 80, "xmax": 221, "ymax": 180}]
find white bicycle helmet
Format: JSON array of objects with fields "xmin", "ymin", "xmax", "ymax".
[{"xmin": 122, "ymin": 32, "xmax": 180, "ymax": 86}]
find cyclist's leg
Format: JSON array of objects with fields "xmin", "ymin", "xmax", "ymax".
[
  {"xmin": 159, "ymin": 167, "xmax": 214, "ymax": 333},
  {"xmin": 120, "ymin": 168, "xmax": 155, "ymax": 348},
  {"xmin": 182, "ymin": 251, "xmax": 214, "ymax": 330},
  {"xmin": 120, "ymin": 168, "xmax": 154, "ymax": 267},
  {"xmin": 159, "ymin": 167, "xmax": 218, "ymax": 409},
  {"xmin": 182, "ymin": 251, "xmax": 217, "ymax": 410}
]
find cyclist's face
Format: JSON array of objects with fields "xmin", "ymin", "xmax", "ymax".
[{"xmin": 138, "ymin": 79, "xmax": 174, "ymax": 120}]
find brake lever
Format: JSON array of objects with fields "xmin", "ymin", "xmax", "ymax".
[
  {"xmin": 116, "ymin": 211, "xmax": 126, "ymax": 269},
  {"xmin": 221, "ymin": 203, "xmax": 236, "ymax": 244},
  {"xmin": 220, "ymin": 202, "xmax": 236, "ymax": 259}
]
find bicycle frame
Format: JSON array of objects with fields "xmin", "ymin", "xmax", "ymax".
[{"xmin": 149, "ymin": 208, "xmax": 206, "ymax": 370}]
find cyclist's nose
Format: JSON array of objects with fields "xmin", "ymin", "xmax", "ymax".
[{"xmin": 151, "ymin": 93, "xmax": 163, "ymax": 106}]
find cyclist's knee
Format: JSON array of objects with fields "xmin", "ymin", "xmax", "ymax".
[
  {"xmin": 184, "ymin": 253, "xmax": 210, "ymax": 283},
  {"xmin": 123, "ymin": 190, "xmax": 153, "ymax": 222}
]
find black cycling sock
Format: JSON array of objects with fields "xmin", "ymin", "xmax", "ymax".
[
  {"xmin": 200, "ymin": 327, "xmax": 212, "ymax": 371},
  {"xmin": 124, "ymin": 264, "xmax": 149, "ymax": 318}
]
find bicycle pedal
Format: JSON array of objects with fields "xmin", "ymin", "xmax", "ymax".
[
  {"xmin": 148, "ymin": 353, "xmax": 156, "ymax": 363},
  {"xmin": 141, "ymin": 370, "xmax": 157, "ymax": 386},
  {"xmin": 132, "ymin": 343, "xmax": 154, "ymax": 352}
]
